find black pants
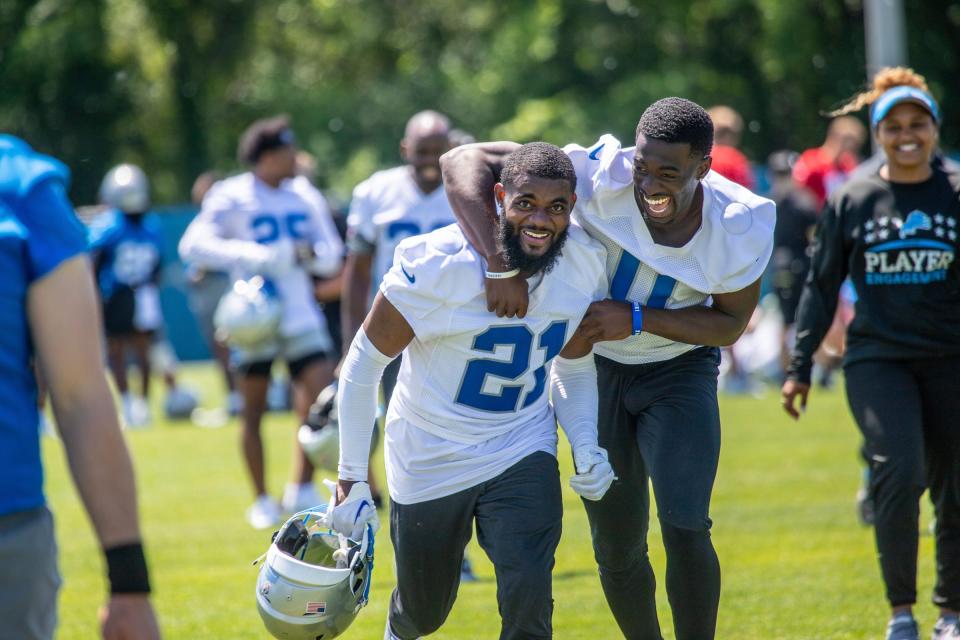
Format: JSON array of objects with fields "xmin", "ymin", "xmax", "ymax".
[
  {"xmin": 388, "ymin": 451, "xmax": 562, "ymax": 640},
  {"xmin": 584, "ymin": 349, "xmax": 722, "ymax": 640},
  {"xmin": 846, "ymin": 356, "xmax": 960, "ymax": 609}
]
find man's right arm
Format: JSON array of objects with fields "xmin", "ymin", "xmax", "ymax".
[
  {"xmin": 178, "ymin": 192, "xmax": 286, "ymax": 276},
  {"xmin": 335, "ymin": 292, "xmax": 414, "ymax": 497},
  {"xmin": 28, "ymin": 255, "xmax": 160, "ymax": 639},
  {"xmin": 439, "ymin": 142, "xmax": 528, "ymax": 317}
]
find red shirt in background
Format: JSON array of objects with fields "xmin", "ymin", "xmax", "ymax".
[
  {"xmin": 710, "ymin": 144, "xmax": 754, "ymax": 190},
  {"xmin": 792, "ymin": 147, "xmax": 859, "ymax": 210}
]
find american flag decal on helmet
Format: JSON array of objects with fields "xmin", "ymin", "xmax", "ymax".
[{"xmin": 304, "ymin": 601, "xmax": 327, "ymax": 615}]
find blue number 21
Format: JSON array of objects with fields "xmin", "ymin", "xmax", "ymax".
[{"xmin": 455, "ymin": 321, "xmax": 568, "ymax": 412}]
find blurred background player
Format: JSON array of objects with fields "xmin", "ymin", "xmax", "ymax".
[
  {"xmin": 793, "ymin": 115, "xmax": 867, "ymax": 209},
  {"xmin": 90, "ymin": 164, "xmax": 197, "ymax": 427},
  {"xmin": 0, "ymin": 134, "xmax": 159, "ymax": 640},
  {"xmin": 179, "ymin": 115, "xmax": 344, "ymax": 529},
  {"xmin": 184, "ymin": 170, "xmax": 242, "ymax": 417}
]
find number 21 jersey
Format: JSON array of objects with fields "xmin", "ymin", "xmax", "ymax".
[{"xmin": 380, "ymin": 224, "xmax": 607, "ymax": 503}]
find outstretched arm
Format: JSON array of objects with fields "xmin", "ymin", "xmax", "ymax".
[{"xmin": 440, "ymin": 142, "xmax": 528, "ymax": 318}]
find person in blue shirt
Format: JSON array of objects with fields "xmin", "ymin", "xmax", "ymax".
[
  {"xmin": 89, "ymin": 164, "xmax": 173, "ymax": 427},
  {"xmin": 0, "ymin": 135, "xmax": 159, "ymax": 638}
]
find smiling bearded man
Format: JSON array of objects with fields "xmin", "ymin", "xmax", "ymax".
[
  {"xmin": 329, "ymin": 142, "xmax": 617, "ymax": 640},
  {"xmin": 440, "ymin": 97, "xmax": 776, "ymax": 640}
]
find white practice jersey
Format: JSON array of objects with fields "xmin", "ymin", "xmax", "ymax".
[
  {"xmin": 381, "ymin": 224, "xmax": 607, "ymax": 504},
  {"xmin": 346, "ymin": 166, "xmax": 455, "ymax": 290},
  {"xmin": 179, "ymin": 172, "xmax": 344, "ymax": 338},
  {"xmin": 564, "ymin": 134, "xmax": 776, "ymax": 365}
]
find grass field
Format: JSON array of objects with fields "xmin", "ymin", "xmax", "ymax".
[{"xmin": 43, "ymin": 364, "xmax": 936, "ymax": 639}]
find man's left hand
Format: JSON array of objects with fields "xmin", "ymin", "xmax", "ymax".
[{"xmin": 570, "ymin": 445, "xmax": 616, "ymax": 501}]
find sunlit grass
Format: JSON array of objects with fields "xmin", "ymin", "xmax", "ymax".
[{"xmin": 44, "ymin": 365, "xmax": 935, "ymax": 639}]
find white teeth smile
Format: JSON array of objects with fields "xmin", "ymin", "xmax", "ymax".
[
  {"xmin": 643, "ymin": 194, "xmax": 671, "ymax": 214},
  {"xmin": 522, "ymin": 229, "xmax": 550, "ymax": 239},
  {"xmin": 898, "ymin": 143, "xmax": 919, "ymax": 151}
]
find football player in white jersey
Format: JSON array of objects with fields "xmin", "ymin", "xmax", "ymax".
[
  {"xmin": 179, "ymin": 116, "xmax": 344, "ymax": 529},
  {"xmin": 441, "ymin": 98, "xmax": 775, "ymax": 640},
  {"xmin": 329, "ymin": 143, "xmax": 616, "ymax": 640}
]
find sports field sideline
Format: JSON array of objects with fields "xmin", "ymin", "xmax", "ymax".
[{"xmin": 43, "ymin": 363, "xmax": 935, "ymax": 639}]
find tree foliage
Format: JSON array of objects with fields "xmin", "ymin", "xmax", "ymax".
[{"xmin": 2, "ymin": 0, "xmax": 958, "ymax": 203}]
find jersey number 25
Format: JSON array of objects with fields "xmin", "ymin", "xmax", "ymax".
[{"xmin": 455, "ymin": 321, "xmax": 567, "ymax": 412}]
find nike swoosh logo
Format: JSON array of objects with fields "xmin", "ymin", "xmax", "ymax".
[
  {"xmin": 400, "ymin": 263, "xmax": 415, "ymax": 283},
  {"xmin": 588, "ymin": 143, "xmax": 605, "ymax": 160}
]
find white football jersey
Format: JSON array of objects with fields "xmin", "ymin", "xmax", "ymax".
[
  {"xmin": 381, "ymin": 224, "xmax": 608, "ymax": 504},
  {"xmin": 179, "ymin": 172, "xmax": 342, "ymax": 338},
  {"xmin": 564, "ymin": 135, "xmax": 776, "ymax": 364},
  {"xmin": 346, "ymin": 166, "xmax": 455, "ymax": 290}
]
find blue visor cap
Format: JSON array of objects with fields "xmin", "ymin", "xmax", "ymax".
[{"xmin": 870, "ymin": 86, "xmax": 940, "ymax": 128}]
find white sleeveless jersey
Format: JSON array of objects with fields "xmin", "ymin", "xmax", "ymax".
[
  {"xmin": 380, "ymin": 224, "xmax": 608, "ymax": 503},
  {"xmin": 346, "ymin": 166, "xmax": 455, "ymax": 290},
  {"xmin": 564, "ymin": 135, "xmax": 776, "ymax": 365},
  {"xmin": 179, "ymin": 172, "xmax": 342, "ymax": 338}
]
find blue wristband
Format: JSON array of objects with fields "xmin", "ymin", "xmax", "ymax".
[{"xmin": 631, "ymin": 302, "xmax": 643, "ymax": 335}]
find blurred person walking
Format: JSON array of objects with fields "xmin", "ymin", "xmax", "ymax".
[
  {"xmin": 0, "ymin": 135, "xmax": 159, "ymax": 639},
  {"xmin": 179, "ymin": 116, "xmax": 343, "ymax": 528},
  {"xmin": 91, "ymin": 164, "xmax": 199, "ymax": 427},
  {"xmin": 766, "ymin": 150, "xmax": 819, "ymax": 374},
  {"xmin": 793, "ymin": 114, "xmax": 867, "ymax": 209},
  {"xmin": 782, "ymin": 67, "xmax": 960, "ymax": 640}
]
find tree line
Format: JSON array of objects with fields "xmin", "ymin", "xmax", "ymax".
[{"xmin": 2, "ymin": 0, "xmax": 958, "ymax": 204}]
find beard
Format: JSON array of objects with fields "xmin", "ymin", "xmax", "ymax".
[{"xmin": 498, "ymin": 219, "xmax": 569, "ymax": 276}]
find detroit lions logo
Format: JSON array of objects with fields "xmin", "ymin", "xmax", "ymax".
[{"xmin": 900, "ymin": 210, "xmax": 933, "ymax": 239}]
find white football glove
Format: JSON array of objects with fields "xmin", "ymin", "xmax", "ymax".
[
  {"xmin": 262, "ymin": 240, "xmax": 296, "ymax": 278},
  {"xmin": 570, "ymin": 445, "xmax": 616, "ymax": 501},
  {"xmin": 323, "ymin": 480, "xmax": 379, "ymax": 541}
]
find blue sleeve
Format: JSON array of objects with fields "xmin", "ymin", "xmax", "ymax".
[
  {"xmin": 18, "ymin": 178, "xmax": 88, "ymax": 282},
  {"xmin": 86, "ymin": 211, "xmax": 122, "ymax": 251}
]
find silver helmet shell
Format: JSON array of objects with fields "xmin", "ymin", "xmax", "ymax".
[
  {"xmin": 100, "ymin": 164, "xmax": 150, "ymax": 213},
  {"xmin": 213, "ymin": 276, "xmax": 282, "ymax": 349},
  {"xmin": 298, "ymin": 382, "xmax": 339, "ymax": 470},
  {"xmin": 256, "ymin": 509, "xmax": 374, "ymax": 640}
]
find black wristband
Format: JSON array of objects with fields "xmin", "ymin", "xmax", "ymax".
[{"xmin": 104, "ymin": 542, "xmax": 151, "ymax": 594}]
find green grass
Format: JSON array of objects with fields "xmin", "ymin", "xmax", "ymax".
[{"xmin": 43, "ymin": 365, "xmax": 936, "ymax": 639}]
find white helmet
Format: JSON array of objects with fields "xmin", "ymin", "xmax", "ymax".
[
  {"xmin": 164, "ymin": 386, "xmax": 199, "ymax": 420},
  {"xmin": 100, "ymin": 164, "xmax": 150, "ymax": 213},
  {"xmin": 256, "ymin": 508, "xmax": 375, "ymax": 640},
  {"xmin": 298, "ymin": 382, "xmax": 339, "ymax": 470},
  {"xmin": 213, "ymin": 276, "xmax": 282, "ymax": 349}
]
